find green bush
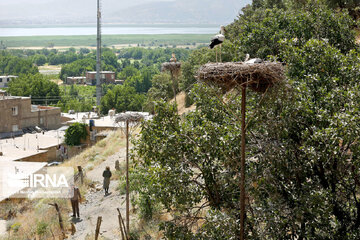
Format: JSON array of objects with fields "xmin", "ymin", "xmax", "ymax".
[
  {"xmin": 36, "ymin": 221, "xmax": 48, "ymax": 235},
  {"xmin": 64, "ymin": 122, "xmax": 88, "ymax": 146}
]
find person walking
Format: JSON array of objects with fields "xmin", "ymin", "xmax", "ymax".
[
  {"xmin": 70, "ymin": 185, "xmax": 81, "ymax": 218},
  {"xmin": 103, "ymin": 166, "xmax": 112, "ymax": 195}
]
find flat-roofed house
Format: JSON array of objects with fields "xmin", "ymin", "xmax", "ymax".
[
  {"xmin": 0, "ymin": 96, "xmax": 61, "ymax": 138},
  {"xmin": 66, "ymin": 76, "xmax": 87, "ymax": 85},
  {"xmin": 86, "ymin": 71, "xmax": 115, "ymax": 85}
]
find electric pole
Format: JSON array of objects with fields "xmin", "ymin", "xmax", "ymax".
[{"xmin": 96, "ymin": 0, "xmax": 102, "ymax": 106}]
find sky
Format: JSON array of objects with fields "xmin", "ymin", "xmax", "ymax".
[{"xmin": 0, "ymin": 0, "xmax": 252, "ymax": 25}]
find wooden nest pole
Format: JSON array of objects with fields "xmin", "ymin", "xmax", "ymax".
[
  {"xmin": 115, "ymin": 113, "xmax": 144, "ymax": 234},
  {"xmin": 161, "ymin": 61, "xmax": 181, "ymax": 112},
  {"xmin": 197, "ymin": 61, "xmax": 285, "ymax": 240}
]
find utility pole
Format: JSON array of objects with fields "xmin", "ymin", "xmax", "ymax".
[
  {"xmin": 125, "ymin": 120, "xmax": 130, "ymax": 234},
  {"xmin": 96, "ymin": 0, "xmax": 102, "ymax": 106}
]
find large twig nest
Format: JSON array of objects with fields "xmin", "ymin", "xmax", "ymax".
[
  {"xmin": 197, "ymin": 62, "xmax": 285, "ymax": 93},
  {"xmin": 162, "ymin": 62, "xmax": 182, "ymax": 77},
  {"xmin": 115, "ymin": 112, "xmax": 144, "ymax": 123}
]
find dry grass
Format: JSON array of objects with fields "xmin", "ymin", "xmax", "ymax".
[
  {"xmin": 170, "ymin": 91, "xmax": 196, "ymax": 115},
  {"xmin": 62, "ymin": 129, "xmax": 126, "ymax": 172}
]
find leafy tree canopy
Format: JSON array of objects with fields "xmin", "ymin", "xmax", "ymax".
[
  {"xmin": 224, "ymin": 2, "xmax": 357, "ymax": 60},
  {"xmin": 7, "ymin": 73, "xmax": 60, "ymax": 104},
  {"xmin": 64, "ymin": 122, "xmax": 88, "ymax": 146},
  {"xmin": 100, "ymin": 85, "xmax": 146, "ymax": 114},
  {"xmin": 0, "ymin": 53, "xmax": 38, "ymax": 75}
]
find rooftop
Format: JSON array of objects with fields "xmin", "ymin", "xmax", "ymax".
[
  {"xmin": 0, "ymin": 160, "xmax": 47, "ymax": 202},
  {"xmin": 86, "ymin": 71, "xmax": 115, "ymax": 74},
  {"xmin": 67, "ymin": 76, "xmax": 86, "ymax": 79},
  {"xmin": 0, "ymin": 75, "xmax": 18, "ymax": 78},
  {"xmin": 0, "ymin": 96, "xmax": 30, "ymax": 101},
  {"xmin": 0, "ymin": 130, "xmax": 65, "ymax": 162},
  {"xmin": 62, "ymin": 111, "xmax": 152, "ymax": 128}
]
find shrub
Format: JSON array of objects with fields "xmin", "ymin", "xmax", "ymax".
[{"xmin": 64, "ymin": 122, "xmax": 88, "ymax": 146}]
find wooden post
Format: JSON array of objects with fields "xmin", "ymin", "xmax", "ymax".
[
  {"xmin": 117, "ymin": 208, "xmax": 128, "ymax": 240},
  {"xmin": 71, "ymin": 223, "xmax": 76, "ymax": 235},
  {"xmin": 170, "ymin": 71, "xmax": 177, "ymax": 113},
  {"xmin": 240, "ymin": 86, "xmax": 246, "ymax": 240},
  {"xmin": 77, "ymin": 166, "xmax": 84, "ymax": 184},
  {"xmin": 95, "ymin": 216, "xmax": 102, "ymax": 240},
  {"xmin": 49, "ymin": 203, "xmax": 65, "ymax": 239},
  {"xmin": 126, "ymin": 120, "xmax": 130, "ymax": 234},
  {"xmin": 220, "ymin": 44, "xmax": 222, "ymax": 63}
]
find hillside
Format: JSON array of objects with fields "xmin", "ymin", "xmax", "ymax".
[{"xmin": 0, "ymin": 0, "xmax": 251, "ymax": 25}]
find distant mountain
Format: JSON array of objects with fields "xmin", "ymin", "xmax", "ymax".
[
  {"xmin": 106, "ymin": 0, "xmax": 250, "ymax": 24},
  {"xmin": 0, "ymin": 0, "xmax": 251, "ymax": 25}
]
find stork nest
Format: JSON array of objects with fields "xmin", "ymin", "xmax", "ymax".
[
  {"xmin": 197, "ymin": 62, "xmax": 285, "ymax": 93},
  {"xmin": 161, "ymin": 62, "xmax": 182, "ymax": 77},
  {"xmin": 115, "ymin": 112, "xmax": 144, "ymax": 123}
]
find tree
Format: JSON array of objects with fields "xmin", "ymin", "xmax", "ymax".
[
  {"xmin": 8, "ymin": 73, "xmax": 60, "ymax": 104},
  {"xmin": 32, "ymin": 54, "xmax": 47, "ymax": 66},
  {"xmin": 145, "ymin": 73, "xmax": 173, "ymax": 112},
  {"xmin": 64, "ymin": 123, "xmax": 88, "ymax": 146},
  {"xmin": 59, "ymin": 58, "xmax": 96, "ymax": 80},
  {"xmin": 102, "ymin": 49, "xmax": 120, "ymax": 71},
  {"xmin": 224, "ymin": 3, "xmax": 356, "ymax": 60},
  {"xmin": 0, "ymin": 55, "xmax": 38, "ymax": 75},
  {"xmin": 100, "ymin": 85, "xmax": 146, "ymax": 114},
  {"xmin": 131, "ymin": 2, "xmax": 360, "ymax": 239}
]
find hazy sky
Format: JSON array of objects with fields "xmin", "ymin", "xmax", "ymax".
[{"xmin": 0, "ymin": 0, "xmax": 251, "ymax": 25}]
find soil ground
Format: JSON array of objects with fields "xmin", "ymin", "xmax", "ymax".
[{"xmin": 68, "ymin": 146, "xmax": 132, "ymax": 239}]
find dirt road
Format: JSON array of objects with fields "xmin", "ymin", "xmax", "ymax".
[{"xmin": 69, "ymin": 147, "xmax": 129, "ymax": 239}]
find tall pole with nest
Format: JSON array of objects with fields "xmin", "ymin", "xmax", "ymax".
[
  {"xmin": 115, "ymin": 113, "xmax": 144, "ymax": 234},
  {"xmin": 162, "ymin": 55, "xmax": 181, "ymax": 113},
  {"xmin": 197, "ymin": 61, "xmax": 284, "ymax": 240}
]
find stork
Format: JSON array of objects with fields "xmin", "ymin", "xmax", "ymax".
[
  {"xmin": 170, "ymin": 53, "xmax": 177, "ymax": 62},
  {"xmin": 209, "ymin": 25, "xmax": 225, "ymax": 62},
  {"xmin": 244, "ymin": 54, "xmax": 263, "ymax": 63}
]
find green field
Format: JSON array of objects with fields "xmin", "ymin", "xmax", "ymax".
[{"xmin": 0, "ymin": 34, "xmax": 212, "ymax": 48}]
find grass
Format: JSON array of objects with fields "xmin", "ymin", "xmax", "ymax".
[
  {"xmin": 62, "ymin": 129, "xmax": 125, "ymax": 171},
  {"xmin": 0, "ymin": 34, "xmax": 212, "ymax": 48}
]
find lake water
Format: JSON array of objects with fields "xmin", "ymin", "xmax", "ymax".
[{"xmin": 0, "ymin": 25, "xmax": 218, "ymax": 37}]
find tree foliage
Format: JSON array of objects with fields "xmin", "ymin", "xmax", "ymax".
[
  {"xmin": 0, "ymin": 54, "xmax": 38, "ymax": 75},
  {"xmin": 131, "ymin": 2, "xmax": 360, "ymax": 239},
  {"xmin": 64, "ymin": 122, "xmax": 88, "ymax": 146},
  {"xmin": 100, "ymin": 85, "xmax": 146, "ymax": 114},
  {"xmin": 224, "ymin": 3, "xmax": 357, "ymax": 60},
  {"xmin": 7, "ymin": 73, "xmax": 60, "ymax": 104}
]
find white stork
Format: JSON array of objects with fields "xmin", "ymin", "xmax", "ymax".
[
  {"xmin": 170, "ymin": 53, "xmax": 177, "ymax": 62},
  {"xmin": 244, "ymin": 54, "xmax": 263, "ymax": 63},
  {"xmin": 209, "ymin": 25, "xmax": 225, "ymax": 62}
]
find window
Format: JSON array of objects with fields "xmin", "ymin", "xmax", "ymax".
[
  {"xmin": 0, "ymin": 78, "xmax": 2, "ymax": 82},
  {"xmin": 101, "ymin": 74, "xmax": 105, "ymax": 79},
  {"xmin": 12, "ymin": 125, "xmax": 18, "ymax": 132},
  {"xmin": 112, "ymin": 75, "xmax": 114, "ymax": 79},
  {"xmin": 40, "ymin": 117, "xmax": 44, "ymax": 124},
  {"xmin": 12, "ymin": 106, "xmax": 18, "ymax": 116}
]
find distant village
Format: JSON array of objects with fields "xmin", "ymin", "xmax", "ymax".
[{"xmin": 0, "ymin": 71, "xmax": 143, "ymax": 202}]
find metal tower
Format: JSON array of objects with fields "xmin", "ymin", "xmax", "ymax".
[{"xmin": 96, "ymin": 0, "xmax": 102, "ymax": 106}]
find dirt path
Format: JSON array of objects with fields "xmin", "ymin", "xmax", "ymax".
[{"xmin": 69, "ymin": 148, "xmax": 129, "ymax": 239}]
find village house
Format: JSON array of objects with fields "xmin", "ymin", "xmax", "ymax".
[
  {"xmin": 86, "ymin": 71, "xmax": 115, "ymax": 85},
  {"xmin": 66, "ymin": 76, "xmax": 87, "ymax": 85},
  {"xmin": 0, "ymin": 96, "xmax": 61, "ymax": 138}
]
